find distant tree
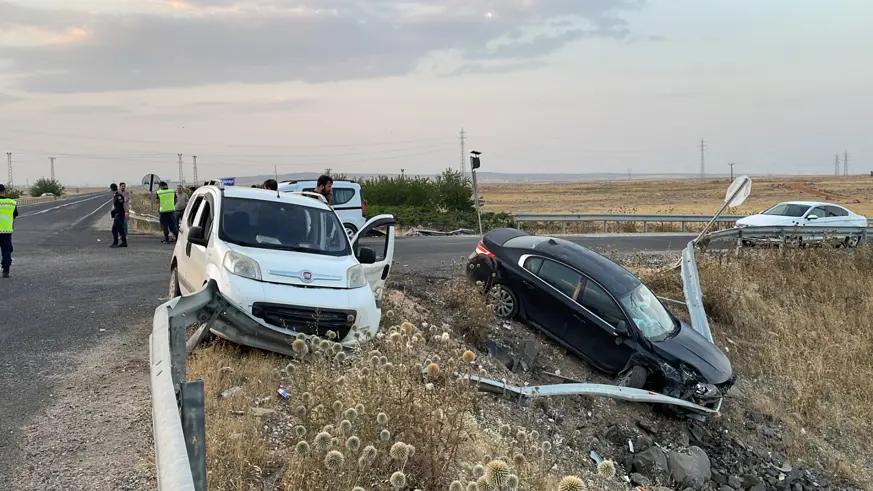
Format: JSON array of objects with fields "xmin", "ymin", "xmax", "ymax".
[
  {"xmin": 5, "ymin": 188, "xmax": 23, "ymax": 199},
  {"xmin": 30, "ymin": 178, "xmax": 65, "ymax": 197}
]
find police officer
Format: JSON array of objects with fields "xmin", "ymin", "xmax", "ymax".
[
  {"xmin": 109, "ymin": 183, "xmax": 128, "ymax": 248},
  {"xmin": 155, "ymin": 181, "xmax": 178, "ymax": 244},
  {"xmin": 0, "ymin": 184, "xmax": 19, "ymax": 278}
]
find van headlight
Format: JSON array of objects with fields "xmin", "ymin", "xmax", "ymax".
[
  {"xmin": 223, "ymin": 251, "xmax": 262, "ymax": 281},
  {"xmin": 347, "ymin": 264, "xmax": 368, "ymax": 289}
]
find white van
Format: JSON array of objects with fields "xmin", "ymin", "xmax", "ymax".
[{"xmin": 278, "ymin": 180, "xmax": 367, "ymax": 240}]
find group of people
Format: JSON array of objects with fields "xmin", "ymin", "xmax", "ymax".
[
  {"xmin": 254, "ymin": 175, "xmax": 334, "ymax": 203},
  {"xmin": 108, "ymin": 180, "xmax": 190, "ymax": 248}
]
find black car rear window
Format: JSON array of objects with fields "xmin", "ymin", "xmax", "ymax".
[{"xmin": 504, "ymin": 236, "xmax": 550, "ymax": 249}]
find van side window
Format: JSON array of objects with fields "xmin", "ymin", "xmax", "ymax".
[
  {"xmin": 332, "ymin": 188, "xmax": 355, "ymax": 206},
  {"xmin": 187, "ymin": 196, "xmax": 204, "ymax": 227}
]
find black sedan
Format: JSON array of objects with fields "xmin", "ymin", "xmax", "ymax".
[{"xmin": 466, "ymin": 228, "xmax": 734, "ymax": 409}]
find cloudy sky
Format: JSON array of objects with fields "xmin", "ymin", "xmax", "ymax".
[{"xmin": 0, "ymin": 0, "xmax": 870, "ymax": 186}]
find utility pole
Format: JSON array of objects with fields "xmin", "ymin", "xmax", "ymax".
[
  {"xmin": 325, "ymin": 168, "xmax": 332, "ymax": 176},
  {"xmin": 844, "ymin": 150, "xmax": 849, "ymax": 176},
  {"xmin": 400, "ymin": 168, "xmax": 405, "ymax": 178},
  {"xmin": 459, "ymin": 128, "xmax": 467, "ymax": 178},
  {"xmin": 192, "ymin": 156, "xmax": 198, "ymax": 184},
  {"xmin": 728, "ymin": 162, "xmax": 735, "ymax": 181},
  {"xmin": 699, "ymin": 139, "xmax": 706, "ymax": 178},
  {"xmin": 835, "ymin": 154, "xmax": 840, "ymax": 176},
  {"xmin": 178, "ymin": 154, "xmax": 185, "ymax": 185},
  {"xmin": 627, "ymin": 168, "xmax": 632, "ymax": 181},
  {"xmin": 49, "ymin": 157, "xmax": 56, "ymax": 181},
  {"xmin": 6, "ymin": 152, "xmax": 11, "ymax": 187}
]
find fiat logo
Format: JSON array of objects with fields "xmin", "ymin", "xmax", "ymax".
[{"xmin": 302, "ymin": 271, "xmax": 313, "ymax": 282}]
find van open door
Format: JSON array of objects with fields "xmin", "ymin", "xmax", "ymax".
[{"xmin": 351, "ymin": 214, "xmax": 396, "ymax": 306}]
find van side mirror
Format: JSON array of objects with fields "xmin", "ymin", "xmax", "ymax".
[
  {"xmin": 188, "ymin": 226, "xmax": 207, "ymax": 246},
  {"xmin": 357, "ymin": 247, "xmax": 377, "ymax": 264}
]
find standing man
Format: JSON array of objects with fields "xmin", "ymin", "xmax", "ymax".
[
  {"xmin": 314, "ymin": 175, "xmax": 333, "ymax": 203},
  {"xmin": 174, "ymin": 184, "xmax": 189, "ymax": 230},
  {"xmin": 109, "ymin": 183, "xmax": 128, "ymax": 248},
  {"xmin": 0, "ymin": 184, "xmax": 19, "ymax": 278},
  {"xmin": 119, "ymin": 181, "xmax": 130, "ymax": 237},
  {"xmin": 263, "ymin": 179, "xmax": 278, "ymax": 191},
  {"xmin": 155, "ymin": 181, "xmax": 178, "ymax": 244}
]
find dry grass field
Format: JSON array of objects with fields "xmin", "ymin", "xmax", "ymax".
[{"xmin": 480, "ymin": 175, "xmax": 873, "ymax": 217}]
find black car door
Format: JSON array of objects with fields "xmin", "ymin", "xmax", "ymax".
[
  {"xmin": 516, "ymin": 256, "xmax": 583, "ymax": 342},
  {"xmin": 565, "ymin": 279, "xmax": 637, "ymax": 373}
]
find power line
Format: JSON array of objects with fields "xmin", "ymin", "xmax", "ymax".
[
  {"xmin": 699, "ymin": 139, "xmax": 706, "ymax": 178},
  {"xmin": 458, "ymin": 127, "xmax": 466, "ymax": 177},
  {"xmin": 49, "ymin": 157, "xmax": 55, "ymax": 181}
]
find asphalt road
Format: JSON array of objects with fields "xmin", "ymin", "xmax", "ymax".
[{"xmin": 0, "ymin": 197, "xmax": 694, "ymax": 480}]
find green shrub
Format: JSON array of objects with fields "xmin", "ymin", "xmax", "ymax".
[
  {"xmin": 367, "ymin": 205, "xmax": 515, "ymax": 232},
  {"xmin": 30, "ymin": 178, "xmax": 65, "ymax": 197}
]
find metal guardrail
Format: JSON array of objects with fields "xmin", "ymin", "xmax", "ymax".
[
  {"xmin": 16, "ymin": 196, "xmax": 63, "ymax": 206},
  {"xmin": 701, "ymin": 225, "xmax": 872, "ymax": 247},
  {"xmin": 512, "ymin": 213, "xmax": 748, "ymax": 233},
  {"xmin": 151, "ymin": 282, "xmax": 226, "ymax": 491}
]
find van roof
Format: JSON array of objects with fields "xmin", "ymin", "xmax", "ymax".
[{"xmin": 279, "ymin": 179, "xmax": 359, "ymax": 186}]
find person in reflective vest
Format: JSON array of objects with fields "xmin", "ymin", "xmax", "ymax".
[
  {"xmin": 155, "ymin": 181, "xmax": 179, "ymax": 244},
  {"xmin": 0, "ymin": 184, "xmax": 18, "ymax": 278}
]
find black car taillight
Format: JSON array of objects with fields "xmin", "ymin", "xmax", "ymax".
[{"xmin": 475, "ymin": 241, "xmax": 495, "ymax": 257}]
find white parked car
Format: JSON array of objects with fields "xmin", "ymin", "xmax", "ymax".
[
  {"xmin": 736, "ymin": 201, "xmax": 868, "ymax": 245},
  {"xmin": 278, "ymin": 180, "xmax": 367, "ymax": 240},
  {"xmin": 169, "ymin": 183, "xmax": 395, "ymax": 349}
]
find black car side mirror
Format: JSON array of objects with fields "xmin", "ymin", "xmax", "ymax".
[
  {"xmin": 357, "ymin": 246, "xmax": 377, "ymax": 264},
  {"xmin": 188, "ymin": 226, "xmax": 207, "ymax": 246},
  {"xmin": 615, "ymin": 320, "xmax": 629, "ymax": 336}
]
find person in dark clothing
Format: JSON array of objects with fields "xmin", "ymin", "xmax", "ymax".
[
  {"xmin": 109, "ymin": 183, "xmax": 128, "ymax": 248},
  {"xmin": 314, "ymin": 174, "xmax": 333, "ymax": 202},
  {"xmin": 0, "ymin": 184, "xmax": 19, "ymax": 278},
  {"xmin": 263, "ymin": 179, "xmax": 278, "ymax": 191}
]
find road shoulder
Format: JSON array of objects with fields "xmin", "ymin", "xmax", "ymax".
[{"xmin": 10, "ymin": 322, "xmax": 155, "ymax": 491}]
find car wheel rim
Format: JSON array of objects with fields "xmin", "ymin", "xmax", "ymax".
[
  {"xmin": 169, "ymin": 270, "xmax": 178, "ymax": 299},
  {"xmin": 493, "ymin": 287, "xmax": 514, "ymax": 317},
  {"xmin": 345, "ymin": 226, "xmax": 356, "ymax": 240}
]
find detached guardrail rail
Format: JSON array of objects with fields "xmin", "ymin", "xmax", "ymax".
[{"xmin": 512, "ymin": 213, "xmax": 748, "ymax": 232}]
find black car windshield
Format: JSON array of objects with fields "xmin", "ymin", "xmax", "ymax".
[
  {"xmin": 762, "ymin": 203, "xmax": 810, "ymax": 217},
  {"xmin": 220, "ymin": 197, "xmax": 350, "ymax": 256},
  {"xmin": 618, "ymin": 284, "xmax": 677, "ymax": 339}
]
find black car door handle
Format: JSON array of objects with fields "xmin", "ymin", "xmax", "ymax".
[
  {"xmin": 573, "ymin": 314, "xmax": 585, "ymax": 323},
  {"xmin": 522, "ymin": 280, "xmax": 535, "ymax": 290}
]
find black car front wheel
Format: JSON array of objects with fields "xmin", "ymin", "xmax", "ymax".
[
  {"xmin": 490, "ymin": 283, "xmax": 519, "ymax": 320},
  {"xmin": 616, "ymin": 365, "xmax": 648, "ymax": 389}
]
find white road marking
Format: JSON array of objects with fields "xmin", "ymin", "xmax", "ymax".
[
  {"xmin": 70, "ymin": 199, "xmax": 113, "ymax": 228},
  {"xmin": 19, "ymin": 194, "xmax": 106, "ymax": 218}
]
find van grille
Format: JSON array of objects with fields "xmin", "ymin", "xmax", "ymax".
[{"xmin": 251, "ymin": 302, "xmax": 356, "ymax": 340}]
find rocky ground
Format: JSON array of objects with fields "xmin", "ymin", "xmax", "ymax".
[{"xmin": 390, "ymin": 252, "xmax": 863, "ymax": 491}]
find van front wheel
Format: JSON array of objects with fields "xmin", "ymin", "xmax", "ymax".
[{"xmin": 344, "ymin": 224, "xmax": 358, "ymax": 241}]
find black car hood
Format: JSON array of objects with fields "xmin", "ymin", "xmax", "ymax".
[{"xmin": 652, "ymin": 321, "xmax": 733, "ymax": 385}]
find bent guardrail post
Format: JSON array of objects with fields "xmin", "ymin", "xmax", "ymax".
[
  {"xmin": 152, "ymin": 281, "xmax": 221, "ymax": 491},
  {"xmin": 680, "ymin": 241, "xmax": 714, "ymax": 344}
]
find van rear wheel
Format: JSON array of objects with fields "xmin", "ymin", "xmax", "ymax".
[
  {"xmin": 344, "ymin": 224, "xmax": 358, "ymax": 241},
  {"xmin": 169, "ymin": 266, "xmax": 181, "ymax": 301}
]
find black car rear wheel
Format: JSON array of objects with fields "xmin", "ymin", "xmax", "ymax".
[
  {"xmin": 490, "ymin": 283, "xmax": 519, "ymax": 320},
  {"xmin": 616, "ymin": 365, "xmax": 648, "ymax": 389}
]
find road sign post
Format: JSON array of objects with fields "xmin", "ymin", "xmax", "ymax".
[{"xmin": 470, "ymin": 151, "xmax": 483, "ymax": 236}]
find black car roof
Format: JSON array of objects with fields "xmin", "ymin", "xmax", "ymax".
[{"xmin": 532, "ymin": 237, "xmax": 641, "ymax": 296}]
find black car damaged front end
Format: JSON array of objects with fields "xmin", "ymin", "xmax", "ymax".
[{"xmin": 649, "ymin": 357, "xmax": 735, "ymax": 411}]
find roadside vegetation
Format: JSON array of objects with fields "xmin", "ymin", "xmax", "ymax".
[
  {"xmin": 642, "ymin": 246, "xmax": 873, "ymax": 485},
  {"xmin": 358, "ymin": 169, "xmax": 516, "ymax": 232},
  {"xmin": 188, "ymin": 285, "xmax": 623, "ymax": 491},
  {"xmin": 29, "ymin": 177, "xmax": 65, "ymax": 197}
]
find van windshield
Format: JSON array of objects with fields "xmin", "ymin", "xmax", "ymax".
[{"xmin": 219, "ymin": 198, "xmax": 350, "ymax": 256}]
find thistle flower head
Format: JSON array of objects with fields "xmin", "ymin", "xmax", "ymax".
[
  {"xmin": 324, "ymin": 450, "xmax": 345, "ymax": 470},
  {"xmin": 541, "ymin": 441, "xmax": 552, "ymax": 452},
  {"xmin": 380, "ymin": 429, "xmax": 391, "ymax": 441},
  {"xmin": 425, "ymin": 363, "xmax": 440, "ymax": 378},
  {"xmin": 335, "ymin": 352, "xmax": 347, "ymax": 363},
  {"xmin": 340, "ymin": 419, "xmax": 353, "ymax": 435},
  {"xmin": 313, "ymin": 431, "xmax": 333, "ymax": 452},
  {"xmin": 390, "ymin": 471, "xmax": 407, "ymax": 489},
  {"xmin": 390, "ymin": 441, "xmax": 410, "ymax": 461},
  {"xmin": 472, "ymin": 464, "xmax": 485, "ymax": 478},
  {"xmin": 362, "ymin": 445, "xmax": 377, "ymax": 463},
  {"xmin": 370, "ymin": 355, "xmax": 381, "ymax": 366},
  {"xmin": 462, "ymin": 350, "xmax": 476, "ymax": 363},
  {"xmin": 332, "ymin": 400, "xmax": 344, "ymax": 414},
  {"xmin": 295, "ymin": 332, "xmax": 307, "ymax": 340},
  {"xmin": 377, "ymin": 412, "xmax": 389, "ymax": 424},
  {"xmin": 506, "ymin": 474, "xmax": 519, "ymax": 491},
  {"xmin": 515, "ymin": 430, "xmax": 527, "ymax": 443},
  {"xmin": 292, "ymin": 339, "xmax": 308, "ymax": 355},
  {"xmin": 529, "ymin": 430, "xmax": 539, "ymax": 441},
  {"xmin": 294, "ymin": 440, "xmax": 310, "ymax": 455},
  {"xmin": 346, "ymin": 436, "xmax": 361, "ymax": 452},
  {"xmin": 400, "ymin": 321, "xmax": 414, "ymax": 332},
  {"xmin": 390, "ymin": 332, "xmax": 403, "ymax": 344},
  {"xmin": 319, "ymin": 340, "xmax": 331, "ymax": 351},
  {"xmin": 485, "ymin": 460, "xmax": 510, "ymax": 488},
  {"xmin": 327, "ymin": 330, "xmax": 338, "ymax": 340},
  {"xmin": 597, "ymin": 459, "xmax": 617, "ymax": 479},
  {"xmin": 534, "ymin": 447, "xmax": 544, "ymax": 459},
  {"xmin": 361, "ymin": 366, "xmax": 372, "ymax": 377},
  {"xmin": 344, "ymin": 407, "xmax": 359, "ymax": 421},
  {"xmin": 355, "ymin": 403, "xmax": 365, "ymax": 415},
  {"xmin": 294, "ymin": 405, "xmax": 307, "ymax": 418},
  {"xmin": 557, "ymin": 476, "xmax": 586, "ymax": 491},
  {"xmin": 294, "ymin": 425, "xmax": 307, "ymax": 437},
  {"xmin": 466, "ymin": 483, "xmax": 479, "ymax": 491},
  {"xmin": 513, "ymin": 453, "xmax": 526, "ymax": 467},
  {"xmin": 379, "ymin": 356, "xmax": 389, "ymax": 365},
  {"xmin": 450, "ymin": 481, "xmax": 464, "ymax": 491},
  {"xmin": 301, "ymin": 392, "xmax": 313, "ymax": 405},
  {"xmin": 499, "ymin": 424, "xmax": 512, "ymax": 436}
]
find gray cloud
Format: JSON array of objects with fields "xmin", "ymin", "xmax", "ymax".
[
  {"xmin": 0, "ymin": 92, "xmax": 20, "ymax": 104},
  {"xmin": 50, "ymin": 104, "xmax": 130, "ymax": 114},
  {"xmin": 442, "ymin": 60, "xmax": 550, "ymax": 78},
  {"xmin": 0, "ymin": 0, "xmax": 648, "ymax": 93}
]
